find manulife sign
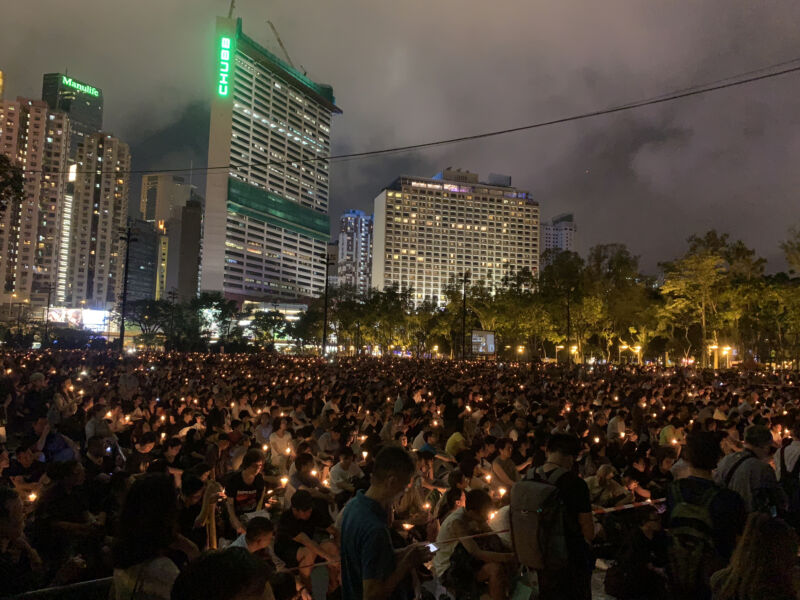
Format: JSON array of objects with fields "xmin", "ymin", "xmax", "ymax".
[
  {"xmin": 61, "ymin": 75, "xmax": 100, "ymax": 97},
  {"xmin": 217, "ymin": 36, "xmax": 233, "ymax": 96}
]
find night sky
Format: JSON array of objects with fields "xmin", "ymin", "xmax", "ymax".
[{"xmin": 3, "ymin": 1, "xmax": 800, "ymax": 272}]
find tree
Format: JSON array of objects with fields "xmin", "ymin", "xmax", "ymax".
[
  {"xmin": 250, "ymin": 310, "xmax": 287, "ymax": 344},
  {"xmin": 781, "ymin": 226, "xmax": 800, "ymax": 275}
]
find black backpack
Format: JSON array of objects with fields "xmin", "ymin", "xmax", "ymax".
[
  {"xmin": 666, "ymin": 482, "xmax": 719, "ymax": 599},
  {"xmin": 510, "ymin": 466, "xmax": 570, "ymax": 571},
  {"xmin": 779, "ymin": 446, "xmax": 800, "ymax": 527}
]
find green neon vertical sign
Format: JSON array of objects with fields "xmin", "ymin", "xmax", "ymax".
[{"xmin": 217, "ymin": 36, "xmax": 232, "ymax": 96}]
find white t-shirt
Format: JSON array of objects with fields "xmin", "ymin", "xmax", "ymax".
[{"xmin": 329, "ymin": 461, "xmax": 364, "ymax": 494}]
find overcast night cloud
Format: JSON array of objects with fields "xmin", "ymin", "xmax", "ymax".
[{"xmin": 3, "ymin": 0, "xmax": 799, "ymax": 272}]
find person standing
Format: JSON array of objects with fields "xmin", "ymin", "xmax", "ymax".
[
  {"xmin": 529, "ymin": 434, "xmax": 595, "ymax": 600},
  {"xmin": 340, "ymin": 446, "xmax": 429, "ymax": 600}
]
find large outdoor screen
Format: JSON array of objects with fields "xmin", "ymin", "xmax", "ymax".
[{"xmin": 471, "ymin": 330, "xmax": 496, "ymax": 355}]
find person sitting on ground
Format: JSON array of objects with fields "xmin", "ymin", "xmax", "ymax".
[
  {"xmin": 328, "ymin": 446, "xmax": 365, "ymax": 507},
  {"xmin": 3, "ymin": 438, "xmax": 46, "ymax": 494},
  {"xmin": 604, "ymin": 505, "xmax": 668, "ymax": 600},
  {"xmin": 171, "ymin": 547, "xmax": 271, "ymax": 600},
  {"xmin": 709, "ymin": 512, "xmax": 798, "ymax": 600},
  {"xmin": 274, "ymin": 490, "xmax": 339, "ymax": 590},
  {"xmin": 228, "ymin": 516, "xmax": 286, "ymax": 572},
  {"xmin": 224, "ymin": 449, "xmax": 267, "ymax": 537},
  {"xmin": 111, "ymin": 473, "xmax": 198, "ymax": 600},
  {"xmin": 586, "ymin": 464, "xmax": 633, "ymax": 508},
  {"xmin": 434, "ymin": 488, "xmax": 516, "ymax": 600}
]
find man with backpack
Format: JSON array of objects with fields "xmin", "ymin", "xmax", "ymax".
[
  {"xmin": 776, "ymin": 420, "xmax": 800, "ymax": 528},
  {"xmin": 511, "ymin": 433, "xmax": 594, "ymax": 600},
  {"xmin": 714, "ymin": 424, "xmax": 786, "ymax": 514},
  {"xmin": 665, "ymin": 432, "xmax": 746, "ymax": 600}
]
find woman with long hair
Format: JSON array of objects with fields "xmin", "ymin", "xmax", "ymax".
[
  {"xmin": 710, "ymin": 512, "xmax": 797, "ymax": 600},
  {"xmin": 111, "ymin": 473, "xmax": 186, "ymax": 600}
]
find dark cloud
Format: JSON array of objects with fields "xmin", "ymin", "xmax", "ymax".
[{"xmin": 3, "ymin": 0, "xmax": 800, "ymax": 272}]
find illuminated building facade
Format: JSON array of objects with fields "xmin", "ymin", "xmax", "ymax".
[
  {"xmin": 200, "ymin": 17, "xmax": 340, "ymax": 302},
  {"xmin": 372, "ymin": 169, "xmax": 539, "ymax": 306},
  {"xmin": 0, "ymin": 98, "xmax": 71, "ymax": 307},
  {"xmin": 337, "ymin": 209, "xmax": 372, "ymax": 295},
  {"xmin": 65, "ymin": 133, "xmax": 130, "ymax": 309},
  {"xmin": 42, "ymin": 73, "xmax": 103, "ymax": 158},
  {"xmin": 541, "ymin": 213, "xmax": 576, "ymax": 262}
]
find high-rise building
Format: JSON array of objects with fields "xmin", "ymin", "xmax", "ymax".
[
  {"xmin": 140, "ymin": 173, "xmax": 192, "ymax": 224},
  {"xmin": 337, "ymin": 210, "xmax": 373, "ymax": 295},
  {"xmin": 372, "ymin": 168, "xmax": 539, "ymax": 306},
  {"xmin": 127, "ymin": 218, "xmax": 158, "ymax": 302},
  {"xmin": 0, "ymin": 98, "xmax": 71, "ymax": 307},
  {"xmin": 42, "ymin": 73, "xmax": 103, "ymax": 158},
  {"xmin": 200, "ymin": 17, "xmax": 340, "ymax": 302},
  {"xmin": 65, "ymin": 133, "xmax": 130, "ymax": 309},
  {"xmin": 541, "ymin": 213, "xmax": 576, "ymax": 262},
  {"xmin": 162, "ymin": 195, "xmax": 203, "ymax": 301}
]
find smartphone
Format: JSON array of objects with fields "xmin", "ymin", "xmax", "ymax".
[{"xmin": 427, "ymin": 543, "xmax": 438, "ymax": 553}]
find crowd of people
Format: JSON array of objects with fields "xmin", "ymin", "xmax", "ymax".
[{"xmin": 0, "ymin": 350, "xmax": 799, "ymax": 600}]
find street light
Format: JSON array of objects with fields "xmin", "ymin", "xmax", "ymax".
[
  {"xmin": 618, "ymin": 344, "xmax": 628, "ymax": 364},
  {"xmin": 555, "ymin": 344, "xmax": 565, "ymax": 364},
  {"xmin": 633, "ymin": 345, "xmax": 642, "ymax": 364},
  {"xmin": 722, "ymin": 346, "xmax": 731, "ymax": 369},
  {"xmin": 708, "ymin": 344, "xmax": 719, "ymax": 369},
  {"xmin": 517, "ymin": 345, "xmax": 525, "ymax": 355}
]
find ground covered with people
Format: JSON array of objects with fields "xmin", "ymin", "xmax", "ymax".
[{"xmin": 1, "ymin": 350, "xmax": 799, "ymax": 599}]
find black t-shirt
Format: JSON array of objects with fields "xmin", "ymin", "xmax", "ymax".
[
  {"xmin": 178, "ymin": 501, "xmax": 206, "ymax": 550},
  {"xmin": 275, "ymin": 508, "xmax": 328, "ymax": 566},
  {"xmin": 3, "ymin": 459, "xmax": 46, "ymax": 484},
  {"xmin": 224, "ymin": 471, "xmax": 265, "ymax": 516},
  {"xmin": 126, "ymin": 449, "xmax": 153, "ymax": 474},
  {"xmin": 666, "ymin": 476, "xmax": 746, "ymax": 561}
]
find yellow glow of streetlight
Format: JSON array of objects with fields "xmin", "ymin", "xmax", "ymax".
[
  {"xmin": 556, "ymin": 345, "xmax": 565, "ymax": 350},
  {"xmin": 708, "ymin": 344, "xmax": 719, "ymax": 351},
  {"xmin": 633, "ymin": 345, "xmax": 641, "ymax": 352},
  {"xmin": 517, "ymin": 345, "xmax": 525, "ymax": 354},
  {"xmin": 570, "ymin": 345, "xmax": 578, "ymax": 354}
]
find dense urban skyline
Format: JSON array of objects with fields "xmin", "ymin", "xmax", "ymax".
[{"xmin": 2, "ymin": 1, "xmax": 800, "ymax": 273}]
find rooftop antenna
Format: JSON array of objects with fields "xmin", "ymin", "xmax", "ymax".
[{"xmin": 267, "ymin": 20, "xmax": 296, "ymax": 69}]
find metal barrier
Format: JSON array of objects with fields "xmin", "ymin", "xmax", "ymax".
[{"xmin": 4, "ymin": 577, "xmax": 112, "ymax": 600}]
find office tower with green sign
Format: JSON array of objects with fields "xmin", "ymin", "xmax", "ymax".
[
  {"xmin": 200, "ymin": 17, "xmax": 341, "ymax": 302},
  {"xmin": 42, "ymin": 73, "xmax": 103, "ymax": 157}
]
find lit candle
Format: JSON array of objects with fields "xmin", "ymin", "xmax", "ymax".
[
  {"xmin": 310, "ymin": 469, "xmax": 318, "ymax": 477},
  {"xmin": 484, "ymin": 474, "xmax": 492, "ymax": 483},
  {"xmin": 402, "ymin": 523, "xmax": 413, "ymax": 531},
  {"xmin": 105, "ymin": 411, "xmax": 112, "ymax": 419},
  {"xmin": 489, "ymin": 511, "xmax": 497, "ymax": 521},
  {"xmin": 620, "ymin": 432, "xmax": 625, "ymax": 439},
  {"xmin": 322, "ymin": 479, "xmax": 329, "ymax": 486},
  {"xmin": 423, "ymin": 502, "xmax": 431, "ymax": 510},
  {"xmin": 262, "ymin": 444, "xmax": 269, "ymax": 452},
  {"xmin": 593, "ymin": 437, "xmax": 600, "ymax": 444},
  {"xmin": 362, "ymin": 451, "xmax": 368, "ymax": 460},
  {"xmin": 285, "ymin": 447, "xmax": 291, "ymax": 455},
  {"xmin": 28, "ymin": 492, "xmax": 37, "ymax": 502},
  {"xmin": 280, "ymin": 476, "xmax": 288, "ymax": 487},
  {"xmin": 498, "ymin": 487, "xmax": 507, "ymax": 497}
]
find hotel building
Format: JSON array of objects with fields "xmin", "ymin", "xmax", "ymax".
[{"xmin": 372, "ymin": 169, "xmax": 539, "ymax": 306}]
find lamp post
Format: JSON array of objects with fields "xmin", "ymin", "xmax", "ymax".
[
  {"xmin": 321, "ymin": 250, "xmax": 334, "ymax": 357},
  {"xmin": 708, "ymin": 344, "xmax": 719, "ymax": 370},
  {"xmin": 722, "ymin": 346, "xmax": 731, "ymax": 369},
  {"xmin": 633, "ymin": 345, "xmax": 642, "ymax": 365},
  {"xmin": 618, "ymin": 344, "xmax": 628, "ymax": 364},
  {"xmin": 555, "ymin": 344, "xmax": 565, "ymax": 364},
  {"xmin": 119, "ymin": 224, "xmax": 136, "ymax": 352},
  {"xmin": 460, "ymin": 270, "xmax": 470, "ymax": 361}
]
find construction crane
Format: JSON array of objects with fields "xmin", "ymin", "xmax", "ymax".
[{"xmin": 267, "ymin": 20, "xmax": 296, "ymax": 69}]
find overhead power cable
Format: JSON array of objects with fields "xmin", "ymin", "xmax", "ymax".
[{"xmin": 21, "ymin": 58, "xmax": 800, "ymax": 178}]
